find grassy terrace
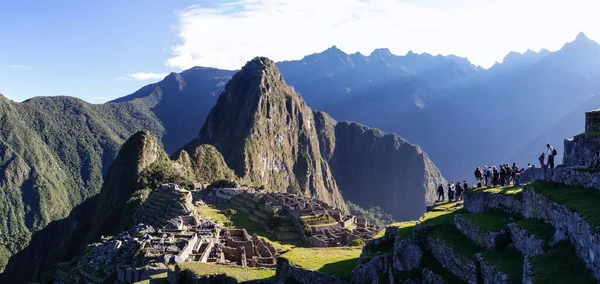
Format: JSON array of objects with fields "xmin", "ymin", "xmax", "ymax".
[
  {"xmin": 514, "ymin": 218, "xmax": 555, "ymax": 243},
  {"xmin": 282, "ymin": 247, "xmax": 362, "ymax": 280},
  {"xmin": 180, "ymin": 263, "xmax": 276, "ymax": 282},
  {"xmin": 480, "ymin": 248, "xmax": 523, "ymax": 282},
  {"xmin": 469, "ymin": 185, "xmax": 523, "ymax": 198},
  {"xmin": 460, "ymin": 211, "xmax": 521, "ymax": 232},
  {"xmin": 421, "ymin": 251, "xmax": 464, "ymax": 284},
  {"xmin": 530, "ymin": 241, "xmax": 596, "ymax": 284},
  {"xmin": 528, "ymin": 181, "xmax": 600, "ymax": 234}
]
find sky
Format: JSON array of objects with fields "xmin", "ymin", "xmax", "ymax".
[{"xmin": 0, "ymin": 0, "xmax": 599, "ymax": 103}]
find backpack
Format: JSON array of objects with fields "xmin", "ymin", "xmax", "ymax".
[{"xmin": 552, "ymin": 148, "xmax": 557, "ymax": 156}]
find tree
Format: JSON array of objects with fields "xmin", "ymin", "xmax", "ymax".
[{"xmin": 224, "ymin": 209, "xmax": 237, "ymax": 222}]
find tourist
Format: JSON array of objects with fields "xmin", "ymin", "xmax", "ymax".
[
  {"xmin": 527, "ymin": 163, "xmax": 532, "ymax": 168},
  {"xmin": 437, "ymin": 184, "xmax": 444, "ymax": 202},
  {"xmin": 514, "ymin": 167, "xmax": 521, "ymax": 186},
  {"xmin": 539, "ymin": 153, "xmax": 546, "ymax": 168},
  {"xmin": 547, "ymin": 144, "xmax": 555, "ymax": 169},
  {"xmin": 499, "ymin": 165, "xmax": 506, "ymax": 186},
  {"xmin": 485, "ymin": 166, "xmax": 492, "ymax": 187},
  {"xmin": 450, "ymin": 181, "xmax": 456, "ymax": 201},
  {"xmin": 492, "ymin": 166, "xmax": 499, "ymax": 186},
  {"xmin": 474, "ymin": 167, "xmax": 482, "ymax": 185},
  {"xmin": 462, "ymin": 180, "xmax": 468, "ymax": 199},
  {"xmin": 447, "ymin": 183, "xmax": 452, "ymax": 202}
]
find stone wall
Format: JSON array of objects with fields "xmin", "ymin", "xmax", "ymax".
[
  {"xmin": 454, "ymin": 215, "xmax": 509, "ymax": 249},
  {"xmin": 475, "ymin": 254, "xmax": 512, "ymax": 284},
  {"xmin": 351, "ymin": 254, "xmax": 394, "ymax": 284},
  {"xmin": 463, "ymin": 189, "xmax": 523, "ymax": 215},
  {"xmin": 522, "ymin": 257, "xmax": 534, "ymax": 284},
  {"xmin": 424, "ymin": 235, "xmax": 478, "ymax": 284},
  {"xmin": 563, "ymin": 135, "xmax": 600, "ymax": 167},
  {"xmin": 518, "ymin": 168, "xmax": 547, "ymax": 184},
  {"xmin": 522, "ymin": 185, "xmax": 600, "ymax": 280},
  {"xmin": 507, "ymin": 223, "xmax": 546, "ymax": 257},
  {"xmin": 551, "ymin": 168, "xmax": 600, "ymax": 190},
  {"xmin": 275, "ymin": 257, "xmax": 348, "ymax": 284},
  {"xmin": 585, "ymin": 111, "xmax": 600, "ymax": 133}
]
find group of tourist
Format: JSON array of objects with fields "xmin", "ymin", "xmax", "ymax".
[
  {"xmin": 538, "ymin": 144, "xmax": 557, "ymax": 170},
  {"xmin": 436, "ymin": 180, "xmax": 468, "ymax": 202},
  {"xmin": 473, "ymin": 163, "xmax": 523, "ymax": 188}
]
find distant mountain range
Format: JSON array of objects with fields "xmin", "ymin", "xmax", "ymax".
[{"xmin": 1, "ymin": 31, "xmax": 600, "ymax": 280}]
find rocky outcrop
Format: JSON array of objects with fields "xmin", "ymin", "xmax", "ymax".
[
  {"xmin": 522, "ymin": 184, "xmax": 600, "ymax": 279},
  {"xmin": 463, "ymin": 189, "xmax": 523, "ymax": 215},
  {"xmin": 519, "ymin": 168, "xmax": 547, "ymax": 184},
  {"xmin": 393, "ymin": 239, "xmax": 423, "ymax": 271},
  {"xmin": 454, "ymin": 215, "xmax": 510, "ymax": 249},
  {"xmin": 522, "ymin": 257, "xmax": 534, "ymax": 284},
  {"xmin": 276, "ymin": 257, "xmax": 348, "ymax": 284},
  {"xmin": 508, "ymin": 223, "xmax": 546, "ymax": 257},
  {"xmin": 351, "ymin": 254, "xmax": 393, "ymax": 284},
  {"xmin": 422, "ymin": 268, "xmax": 447, "ymax": 284},
  {"xmin": 476, "ymin": 254, "xmax": 514, "ymax": 284},
  {"xmin": 315, "ymin": 111, "xmax": 446, "ymax": 220}
]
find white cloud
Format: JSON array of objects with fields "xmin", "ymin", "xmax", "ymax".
[
  {"xmin": 8, "ymin": 65, "xmax": 25, "ymax": 68},
  {"xmin": 117, "ymin": 72, "xmax": 168, "ymax": 80},
  {"xmin": 167, "ymin": 0, "xmax": 600, "ymax": 70}
]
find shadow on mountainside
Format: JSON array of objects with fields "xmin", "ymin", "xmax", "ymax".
[{"xmin": 0, "ymin": 196, "xmax": 99, "ymax": 283}]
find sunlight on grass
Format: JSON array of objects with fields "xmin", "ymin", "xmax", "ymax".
[
  {"xmin": 470, "ymin": 185, "xmax": 523, "ymax": 197},
  {"xmin": 282, "ymin": 247, "xmax": 362, "ymax": 279},
  {"xmin": 180, "ymin": 263, "xmax": 275, "ymax": 282}
]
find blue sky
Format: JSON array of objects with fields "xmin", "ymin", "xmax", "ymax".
[{"xmin": 1, "ymin": 0, "xmax": 598, "ymax": 103}]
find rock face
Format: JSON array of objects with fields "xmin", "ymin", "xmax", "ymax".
[
  {"xmin": 424, "ymin": 235, "xmax": 478, "ymax": 283},
  {"xmin": 393, "ymin": 239, "xmax": 423, "ymax": 271},
  {"xmin": 196, "ymin": 57, "xmax": 345, "ymax": 209},
  {"xmin": 314, "ymin": 111, "xmax": 446, "ymax": 220}
]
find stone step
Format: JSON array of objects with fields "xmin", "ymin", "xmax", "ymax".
[
  {"xmin": 420, "ymin": 250, "xmax": 465, "ymax": 284},
  {"xmin": 508, "ymin": 219, "xmax": 555, "ymax": 257},
  {"xmin": 454, "ymin": 212, "xmax": 516, "ymax": 249},
  {"xmin": 523, "ymin": 241, "xmax": 596, "ymax": 284},
  {"xmin": 477, "ymin": 248, "xmax": 523, "ymax": 284}
]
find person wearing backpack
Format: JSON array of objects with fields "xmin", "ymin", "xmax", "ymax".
[
  {"xmin": 547, "ymin": 144, "xmax": 556, "ymax": 169},
  {"xmin": 505, "ymin": 164, "xmax": 512, "ymax": 186},
  {"xmin": 474, "ymin": 167, "xmax": 482, "ymax": 185},
  {"xmin": 485, "ymin": 166, "xmax": 492, "ymax": 187}
]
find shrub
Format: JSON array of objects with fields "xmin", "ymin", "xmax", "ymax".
[
  {"xmin": 348, "ymin": 239, "xmax": 365, "ymax": 247},
  {"xmin": 207, "ymin": 179, "xmax": 238, "ymax": 190}
]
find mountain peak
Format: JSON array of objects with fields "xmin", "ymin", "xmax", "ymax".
[
  {"xmin": 575, "ymin": 32, "xmax": 591, "ymax": 43},
  {"xmin": 370, "ymin": 48, "xmax": 392, "ymax": 57}
]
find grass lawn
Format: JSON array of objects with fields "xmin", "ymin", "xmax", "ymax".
[
  {"xmin": 282, "ymin": 247, "xmax": 362, "ymax": 280},
  {"xmin": 460, "ymin": 211, "xmax": 521, "ymax": 232},
  {"xmin": 514, "ymin": 219, "xmax": 555, "ymax": 243},
  {"xmin": 528, "ymin": 181, "xmax": 600, "ymax": 234},
  {"xmin": 469, "ymin": 185, "xmax": 523, "ymax": 198},
  {"xmin": 180, "ymin": 263, "xmax": 275, "ymax": 282},
  {"xmin": 530, "ymin": 241, "xmax": 596, "ymax": 284},
  {"xmin": 480, "ymin": 248, "xmax": 524, "ymax": 282}
]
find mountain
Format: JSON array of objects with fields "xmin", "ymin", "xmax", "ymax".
[
  {"xmin": 0, "ymin": 68, "xmax": 234, "ymax": 272},
  {"xmin": 314, "ymin": 111, "xmax": 445, "ymax": 219},
  {"xmin": 190, "ymin": 57, "xmax": 346, "ymax": 209}
]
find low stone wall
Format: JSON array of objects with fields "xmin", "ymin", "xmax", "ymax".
[
  {"xmin": 475, "ymin": 253, "xmax": 513, "ymax": 284},
  {"xmin": 518, "ymin": 168, "xmax": 547, "ymax": 184},
  {"xmin": 507, "ymin": 223, "xmax": 546, "ymax": 257},
  {"xmin": 393, "ymin": 239, "xmax": 422, "ymax": 271},
  {"xmin": 351, "ymin": 254, "xmax": 394, "ymax": 284},
  {"xmin": 463, "ymin": 189, "xmax": 523, "ymax": 215},
  {"xmin": 551, "ymin": 167, "xmax": 600, "ymax": 190},
  {"xmin": 275, "ymin": 257, "xmax": 348, "ymax": 284},
  {"xmin": 522, "ymin": 185, "xmax": 600, "ymax": 280},
  {"xmin": 421, "ymin": 268, "xmax": 446, "ymax": 284},
  {"xmin": 454, "ymin": 215, "xmax": 510, "ymax": 249},
  {"xmin": 425, "ymin": 236, "xmax": 478, "ymax": 284}
]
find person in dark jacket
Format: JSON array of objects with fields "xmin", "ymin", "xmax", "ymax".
[
  {"xmin": 437, "ymin": 184, "xmax": 444, "ymax": 202},
  {"xmin": 492, "ymin": 167, "xmax": 499, "ymax": 186},
  {"xmin": 447, "ymin": 183, "xmax": 452, "ymax": 202}
]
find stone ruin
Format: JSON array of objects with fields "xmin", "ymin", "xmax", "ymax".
[
  {"xmin": 216, "ymin": 228, "xmax": 279, "ymax": 268},
  {"xmin": 135, "ymin": 183, "xmax": 195, "ymax": 229}
]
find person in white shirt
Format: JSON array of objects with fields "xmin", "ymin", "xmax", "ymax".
[{"xmin": 546, "ymin": 144, "xmax": 555, "ymax": 169}]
